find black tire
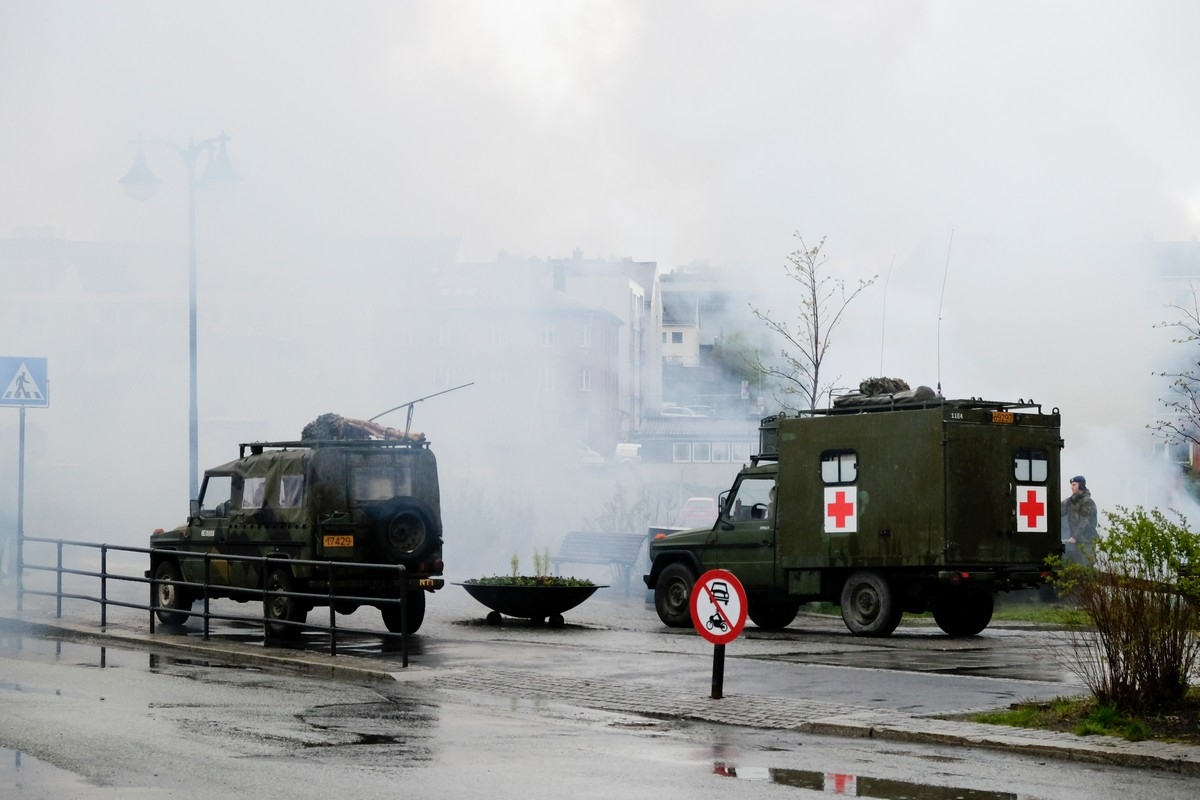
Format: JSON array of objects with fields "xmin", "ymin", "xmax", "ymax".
[
  {"xmin": 153, "ymin": 561, "xmax": 192, "ymax": 626},
  {"xmin": 840, "ymin": 571, "xmax": 902, "ymax": 637},
  {"xmin": 264, "ymin": 566, "xmax": 306, "ymax": 638},
  {"xmin": 748, "ymin": 597, "xmax": 801, "ymax": 630},
  {"xmin": 373, "ymin": 500, "xmax": 435, "ymax": 561},
  {"xmin": 380, "ymin": 589, "xmax": 427, "ymax": 634},
  {"xmin": 932, "ymin": 589, "xmax": 995, "ymax": 637},
  {"xmin": 654, "ymin": 562, "xmax": 698, "ymax": 627}
]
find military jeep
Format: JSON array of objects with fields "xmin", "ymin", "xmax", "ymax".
[{"xmin": 149, "ymin": 435, "xmax": 444, "ymax": 635}]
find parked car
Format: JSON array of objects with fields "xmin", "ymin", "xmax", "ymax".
[
  {"xmin": 660, "ymin": 406, "xmax": 699, "ymax": 417},
  {"xmin": 680, "ymin": 496, "xmax": 718, "ymax": 527},
  {"xmin": 614, "ymin": 442, "xmax": 642, "ymax": 465},
  {"xmin": 686, "ymin": 405, "xmax": 716, "ymax": 417}
]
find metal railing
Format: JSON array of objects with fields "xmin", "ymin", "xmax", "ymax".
[{"xmin": 18, "ymin": 536, "xmax": 417, "ymax": 667}]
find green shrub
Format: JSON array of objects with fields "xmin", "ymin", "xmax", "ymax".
[{"xmin": 1056, "ymin": 505, "xmax": 1200, "ymax": 713}]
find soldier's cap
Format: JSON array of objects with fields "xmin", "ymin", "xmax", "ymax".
[{"xmin": 1071, "ymin": 475, "xmax": 1086, "ymax": 486}]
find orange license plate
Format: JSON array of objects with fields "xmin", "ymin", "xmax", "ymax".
[
  {"xmin": 323, "ymin": 535, "xmax": 354, "ymax": 548},
  {"xmin": 991, "ymin": 411, "xmax": 1014, "ymax": 424}
]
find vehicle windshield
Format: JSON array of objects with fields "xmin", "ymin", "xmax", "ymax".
[{"xmin": 199, "ymin": 475, "xmax": 233, "ymax": 516}]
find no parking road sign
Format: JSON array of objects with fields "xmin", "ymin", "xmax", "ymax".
[
  {"xmin": 690, "ymin": 569, "xmax": 748, "ymax": 645},
  {"xmin": 690, "ymin": 569, "xmax": 747, "ymax": 698}
]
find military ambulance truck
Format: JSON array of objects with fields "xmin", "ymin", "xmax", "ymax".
[
  {"xmin": 149, "ymin": 435, "xmax": 444, "ymax": 635},
  {"xmin": 645, "ymin": 389, "xmax": 1062, "ymax": 637}
]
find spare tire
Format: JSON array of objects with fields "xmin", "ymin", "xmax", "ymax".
[{"xmin": 371, "ymin": 499, "xmax": 437, "ymax": 562}]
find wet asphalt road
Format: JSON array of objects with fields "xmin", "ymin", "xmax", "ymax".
[{"xmin": 4, "ymin": 580, "xmax": 1197, "ymax": 799}]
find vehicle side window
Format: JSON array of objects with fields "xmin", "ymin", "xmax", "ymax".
[
  {"xmin": 821, "ymin": 450, "xmax": 857, "ymax": 484},
  {"xmin": 1013, "ymin": 448, "xmax": 1048, "ymax": 482},
  {"xmin": 242, "ymin": 476, "xmax": 267, "ymax": 510},
  {"xmin": 279, "ymin": 475, "xmax": 305, "ymax": 509},
  {"xmin": 725, "ymin": 477, "xmax": 775, "ymax": 521}
]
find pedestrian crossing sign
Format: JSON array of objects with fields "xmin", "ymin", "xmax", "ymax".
[{"xmin": 0, "ymin": 357, "xmax": 49, "ymax": 408}]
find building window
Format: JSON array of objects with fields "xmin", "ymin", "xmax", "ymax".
[
  {"xmin": 578, "ymin": 367, "xmax": 592, "ymax": 392},
  {"xmin": 731, "ymin": 442, "xmax": 751, "ymax": 463},
  {"xmin": 539, "ymin": 368, "xmax": 555, "ymax": 391},
  {"xmin": 672, "ymin": 442, "xmax": 692, "ymax": 462},
  {"xmin": 578, "ymin": 323, "xmax": 591, "ymax": 348},
  {"xmin": 671, "ymin": 331, "xmax": 683, "ymax": 344},
  {"xmin": 692, "ymin": 442, "xmax": 711, "ymax": 462},
  {"xmin": 661, "ymin": 331, "xmax": 667, "ymax": 344},
  {"xmin": 541, "ymin": 326, "xmax": 555, "ymax": 347},
  {"xmin": 711, "ymin": 442, "xmax": 730, "ymax": 462},
  {"xmin": 437, "ymin": 325, "xmax": 451, "ymax": 347},
  {"xmin": 487, "ymin": 324, "xmax": 508, "ymax": 347}
]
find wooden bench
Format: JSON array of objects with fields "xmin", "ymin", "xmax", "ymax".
[{"xmin": 550, "ymin": 532, "xmax": 647, "ymax": 595}]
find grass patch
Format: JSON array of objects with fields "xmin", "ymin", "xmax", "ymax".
[
  {"xmin": 963, "ymin": 690, "xmax": 1200, "ymax": 744},
  {"xmin": 804, "ymin": 601, "xmax": 1089, "ymax": 627},
  {"xmin": 989, "ymin": 603, "xmax": 1089, "ymax": 626}
]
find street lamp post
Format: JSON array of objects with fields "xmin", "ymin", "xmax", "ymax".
[{"xmin": 121, "ymin": 134, "xmax": 240, "ymax": 501}]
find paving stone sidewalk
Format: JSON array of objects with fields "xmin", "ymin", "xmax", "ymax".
[{"xmin": 430, "ymin": 665, "xmax": 1200, "ymax": 776}]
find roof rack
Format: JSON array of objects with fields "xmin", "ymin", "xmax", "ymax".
[{"xmin": 238, "ymin": 438, "xmax": 428, "ymax": 459}]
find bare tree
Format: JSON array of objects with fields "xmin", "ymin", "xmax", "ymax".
[
  {"xmin": 750, "ymin": 232, "xmax": 877, "ymax": 410},
  {"xmin": 1150, "ymin": 282, "xmax": 1200, "ymax": 450}
]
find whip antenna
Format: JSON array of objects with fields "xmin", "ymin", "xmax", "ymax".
[
  {"xmin": 879, "ymin": 255, "xmax": 895, "ymax": 377},
  {"xmin": 937, "ymin": 229, "xmax": 954, "ymax": 396}
]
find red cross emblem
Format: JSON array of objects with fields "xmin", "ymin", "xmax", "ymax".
[
  {"xmin": 824, "ymin": 487, "xmax": 857, "ymax": 533},
  {"xmin": 1016, "ymin": 486, "xmax": 1047, "ymax": 532}
]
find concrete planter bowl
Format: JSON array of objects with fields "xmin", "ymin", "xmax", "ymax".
[{"xmin": 456, "ymin": 578, "xmax": 606, "ymax": 627}]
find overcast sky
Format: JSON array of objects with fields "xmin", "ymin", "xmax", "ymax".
[{"xmin": 5, "ymin": 1, "xmax": 1200, "ymax": 540}]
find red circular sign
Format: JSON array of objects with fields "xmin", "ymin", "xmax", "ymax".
[{"xmin": 689, "ymin": 569, "xmax": 748, "ymax": 645}]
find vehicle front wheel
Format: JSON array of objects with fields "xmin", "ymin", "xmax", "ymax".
[
  {"xmin": 153, "ymin": 561, "xmax": 192, "ymax": 627},
  {"xmin": 380, "ymin": 589, "xmax": 427, "ymax": 634},
  {"xmin": 840, "ymin": 571, "xmax": 902, "ymax": 637},
  {"xmin": 748, "ymin": 597, "xmax": 801, "ymax": 630},
  {"xmin": 264, "ymin": 566, "xmax": 306, "ymax": 638},
  {"xmin": 932, "ymin": 589, "xmax": 994, "ymax": 637},
  {"xmin": 654, "ymin": 563, "xmax": 698, "ymax": 627}
]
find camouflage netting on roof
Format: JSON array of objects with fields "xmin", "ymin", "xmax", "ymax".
[
  {"xmin": 301, "ymin": 413, "xmax": 425, "ymax": 442},
  {"xmin": 858, "ymin": 377, "xmax": 911, "ymax": 396}
]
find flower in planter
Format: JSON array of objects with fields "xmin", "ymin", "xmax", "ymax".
[
  {"xmin": 464, "ymin": 550, "xmax": 595, "ymax": 587},
  {"xmin": 464, "ymin": 575, "xmax": 594, "ymax": 587}
]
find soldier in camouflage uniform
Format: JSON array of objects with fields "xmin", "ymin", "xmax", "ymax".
[{"xmin": 1060, "ymin": 475, "xmax": 1098, "ymax": 565}]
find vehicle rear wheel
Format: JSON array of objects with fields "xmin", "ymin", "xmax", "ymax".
[
  {"xmin": 932, "ymin": 589, "xmax": 994, "ymax": 637},
  {"xmin": 264, "ymin": 566, "xmax": 306, "ymax": 638},
  {"xmin": 840, "ymin": 571, "xmax": 902, "ymax": 637},
  {"xmin": 153, "ymin": 561, "xmax": 192, "ymax": 626},
  {"xmin": 748, "ymin": 597, "xmax": 801, "ymax": 630},
  {"xmin": 654, "ymin": 563, "xmax": 698, "ymax": 627},
  {"xmin": 380, "ymin": 589, "xmax": 427, "ymax": 634}
]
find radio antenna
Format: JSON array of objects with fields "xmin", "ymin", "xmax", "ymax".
[
  {"xmin": 879, "ymin": 255, "xmax": 895, "ymax": 377},
  {"xmin": 370, "ymin": 382, "xmax": 474, "ymax": 441},
  {"xmin": 936, "ymin": 229, "xmax": 955, "ymax": 396}
]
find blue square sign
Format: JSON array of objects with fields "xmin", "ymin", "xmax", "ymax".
[{"xmin": 0, "ymin": 357, "xmax": 49, "ymax": 408}]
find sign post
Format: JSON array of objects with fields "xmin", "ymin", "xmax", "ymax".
[
  {"xmin": 1, "ymin": 357, "xmax": 49, "ymax": 610},
  {"xmin": 689, "ymin": 568, "xmax": 748, "ymax": 699}
]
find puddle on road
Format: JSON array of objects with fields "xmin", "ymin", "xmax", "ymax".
[
  {"xmin": 0, "ymin": 748, "xmax": 98, "ymax": 796},
  {"xmin": 712, "ymin": 761, "xmax": 1022, "ymax": 798}
]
